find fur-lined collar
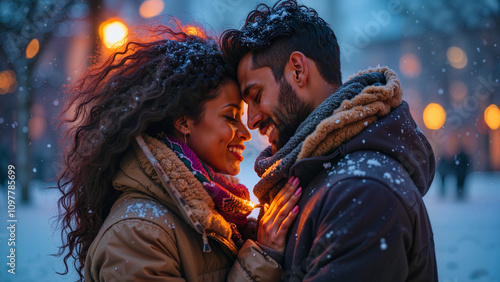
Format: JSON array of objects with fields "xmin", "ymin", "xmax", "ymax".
[{"xmin": 113, "ymin": 134, "xmax": 232, "ymax": 239}]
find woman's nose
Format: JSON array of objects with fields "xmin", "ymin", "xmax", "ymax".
[{"xmin": 238, "ymin": 122, "xmax": 252, "ymax": 141}]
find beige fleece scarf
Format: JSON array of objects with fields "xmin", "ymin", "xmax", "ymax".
[{"xmin": 254, "ymin": 67, "xmax": 403, "ymax": 204}]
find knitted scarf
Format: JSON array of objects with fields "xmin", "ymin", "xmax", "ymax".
[
  {"xmin": 254, "ymin": 67, "xmax": 403, "ymax": 204},
  {"xmin": 160, "ymin": 135, "xmax": 254, "ymax": 230}
]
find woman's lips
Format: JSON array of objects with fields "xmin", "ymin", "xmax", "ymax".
[{"xmin": 228, "ymin": 146, "xmax": 244, "ymax": 161}]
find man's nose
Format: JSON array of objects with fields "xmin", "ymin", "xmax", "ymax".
[{"xmin": 246, "ymin": 105, "xmax": 261, "ymax": 130}]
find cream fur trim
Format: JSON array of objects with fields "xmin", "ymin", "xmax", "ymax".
[{"xmin": 139, "ymin": 135, "xmax": 232, "ymax": 238}]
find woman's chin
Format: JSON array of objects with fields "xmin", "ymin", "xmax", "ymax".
[
  {"xmin": 213, "ymin": 163, "xmax": 240, "ymax": 176},
  {"xmin": 224, "ymin": 164, "xmax": 240, "ymax": 176},
  {"xmin": 225, "ymin": 168, "xmax": 239, "ymax": 176}
]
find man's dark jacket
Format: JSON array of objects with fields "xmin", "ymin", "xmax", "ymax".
[{"xmin": 283, "ymin": 102, "xmax": 438, "ymax": 281}]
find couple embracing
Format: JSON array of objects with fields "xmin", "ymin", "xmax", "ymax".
[{"xmin": 57, "ymin": 1, "xmax": 437, "ymax": 281}]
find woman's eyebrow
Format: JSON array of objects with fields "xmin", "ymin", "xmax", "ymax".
[{"xmin": 222, "ymin": 103, "xmax": 241, "ymax": 110}]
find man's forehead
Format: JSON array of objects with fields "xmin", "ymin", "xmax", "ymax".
[
  {"xmin": 237, "ymin": 53, "xmax": 254, "ymax": 91},
  {"xmin": 238, "ymin": 52, "xmax": 255, "ymax": 73}
]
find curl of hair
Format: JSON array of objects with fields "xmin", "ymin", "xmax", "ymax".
[
  {"xmin": 55, "ymin": 24, "xmax": 233, "ymax": 281},
  {"xmin": 220, "ymin": 0, "xmax": 342, "ymax": 86}
]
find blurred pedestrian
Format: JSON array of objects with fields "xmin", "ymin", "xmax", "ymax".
[
  {"xmin": 454, "ymin": 148, "xmax": 471, "ymax": 199},
  {"xmin": 437, "ymin": 155, "xmax": 453, "ymax": 197}
]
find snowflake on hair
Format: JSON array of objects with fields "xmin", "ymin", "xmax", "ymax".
[{"xmin": 240, "ymin": 6, "xmax": 325, "ymax": 47}]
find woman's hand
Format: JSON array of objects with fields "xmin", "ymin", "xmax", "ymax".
[{"xmin": 257, "ymin": 176, "xmax": 302, "ymax": 253}]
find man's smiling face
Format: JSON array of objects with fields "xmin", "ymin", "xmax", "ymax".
[{"xmin": 237, "ymin": 52, "xmax": 313, "ymax": 154}]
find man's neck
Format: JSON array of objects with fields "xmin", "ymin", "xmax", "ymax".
[{"xmin": 311, "ymin": 83, "xmax": 338, "ymax": 108}]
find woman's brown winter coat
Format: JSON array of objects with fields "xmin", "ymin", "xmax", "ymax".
[{"xmin": 84, "ymin": 135, "xmax": 282, "ymax": 281}]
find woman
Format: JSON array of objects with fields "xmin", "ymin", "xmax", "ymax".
[{"xmin": 56, "ymin": 24, "xmax": 301, "ymax": 281}]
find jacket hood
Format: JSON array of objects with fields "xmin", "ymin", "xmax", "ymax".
[
  {"xmin": 292, "ymin": 101, "xmax": 436, "ymax": 196},
  {"xmin": 344, "ymin": 101, "xmax": 436, "ymax": 195}
]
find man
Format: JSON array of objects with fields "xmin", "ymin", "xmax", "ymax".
[{"xmin": 221, "ymin": 0, "xmax": 438, "ymax": 281}]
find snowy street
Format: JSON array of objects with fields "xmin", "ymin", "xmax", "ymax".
[
  {"xmin": 0, "ymin": 172, "xmax": 498, "ymax": 281},
  {"xmin": 424, "ymin": 172, "xmax": 500, "ymax": 281}
]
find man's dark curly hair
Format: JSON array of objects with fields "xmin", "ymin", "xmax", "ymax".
[
  {"xmin": 55, "ymin": 24, "xmax": 233, "ymax": 281},
  {"xmin": 220, "ymin": 0, "xmax": 342, "ymax": 86}
]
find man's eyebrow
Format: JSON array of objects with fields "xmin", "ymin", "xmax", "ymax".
[
  {"xmin": 241, "ymin": 83, "xmax": 257, "ymax": 99},
  {"xmin": 223, "ymin": 103, "xmax": 241, "ymax": 110}
]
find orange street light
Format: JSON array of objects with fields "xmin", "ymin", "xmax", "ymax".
[
  {"xmin": 484, "ymin": 104, "xmax": 500, "ymax": 130},
  {"xmin": 139, "ymin": 0, "xmax": 164, "ymax": 19},
  {"xmin": 423, "ymin": 103, "xmax": 446, "ymax": 130},
  {"xmin": 447, "ymin": 46, "xmax": 467, "ymax": 69},
  {"xmin": 99, "ymin": 19, "xmax": 128, "ymax": 49},
  {"xmin": 26, "ymin": 38, "xmax": 39, "ymax": 59}
]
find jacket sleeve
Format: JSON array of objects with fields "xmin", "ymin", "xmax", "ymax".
[
  {"xmin": 301, "ymin": 178, "xmax": 416, "ymax": 281},
  {"xmin": 85, "ymin": 219, "xmax": 185, "ymax": 282},
  {"xmin": 227, "ymin": 240, "xmax": 283, "ymax": 282}
]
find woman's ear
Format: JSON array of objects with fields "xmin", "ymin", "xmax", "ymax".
[
  {"xmin": 288, "ymin": 51, "xmax": 309, "ymax": 88},
  {"xmin": 173, "ymin": 116, "xmax": 191, "ymax": 135}
]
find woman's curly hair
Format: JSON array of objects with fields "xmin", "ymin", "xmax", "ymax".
[{"xmin": 55, "ymin": 24, "xmax": 233, "ymax": 280}]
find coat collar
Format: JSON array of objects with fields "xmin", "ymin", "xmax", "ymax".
[{"xmin": 112, "ymin": 134, "xmax": 233, "ymax": 241}]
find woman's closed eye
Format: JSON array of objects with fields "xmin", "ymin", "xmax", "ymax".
[{"xmin": 225, "ymin": 115, "xmax": 238, "ymax": 123}]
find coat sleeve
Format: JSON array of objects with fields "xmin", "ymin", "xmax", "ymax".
[
  {"xmin": 227, "ymin": 240, "xmax": 283, "ymax": 281},
  {"xmin": 85, "ymin": 219, "xmax": 185, "ymax": 282},
  {"xmin": 301, "ymin": 178, "xmax": 415, "ymax": 281}
]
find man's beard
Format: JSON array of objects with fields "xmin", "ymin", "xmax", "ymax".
[{"xmin": 272, "ymin": 78, "xmax": 314, "ymax": 153}]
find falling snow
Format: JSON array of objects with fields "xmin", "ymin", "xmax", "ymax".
[{"xmin": 380, "ymin": 238, "xmax": 388, "ymax": 250}]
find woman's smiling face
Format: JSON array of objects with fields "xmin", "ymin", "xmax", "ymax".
[{"xmin": 186, "ymin": 80, "xmax": 251, "ymax": 175}]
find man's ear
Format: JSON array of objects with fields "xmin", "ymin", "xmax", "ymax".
[
  {"xmin": 173, "ymin": 116, "xmax": 191, "ymax": 135},
  {"xmin": 288, "ymin": 51, "xmax": 309, "ymax": 88}
]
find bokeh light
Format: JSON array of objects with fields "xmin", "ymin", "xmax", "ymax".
[
  {"xmin": 26, "ymin": 38, "xmax": 40, "ymax": 59},
  {"xmin": 447, "ymin": 46, "xmax": 467, "ymax": 69},
  {"xmin": 0, "ymin": 70, "xmax": 17, "ymax": 95},
  {"xmin": 28, "ymin": 116, "xmax": 47, "ymax": 140},
  {"xmin": 423, "ymin": 103, "xmax": 446, "ymax": 130},
  {"xmin": 99, "ymin": 20, "xmax": 128, "ymax": 49},
  {"xmin": 139, "ymin": 0, "xmax": 164, "ymax": 18},
  {"xmin": 449, "ymin": 80, "xmax": 468, "ymax": 103},
  {"xmin": 28, "ymin": 104, "xmax": 47, "ymax": 140},
  {"xmin": 399, "ymin": 53, "xmax": 422, "ymax": 78},
  {"xmin": 484, "ymin": 104, "xmax": 500, "ymax": 130}
]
